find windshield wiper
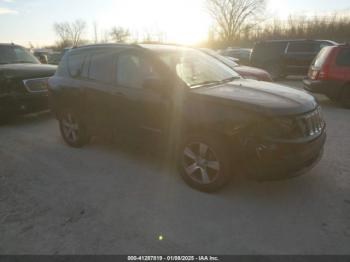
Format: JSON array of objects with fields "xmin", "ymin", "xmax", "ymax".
[
  {"xmin": 191, "ymin": 76, "xmax": 240, "ymax": 88},
  {"xmin": 220, "ymin": 76, "xmax": 241, "ymax": 83},
  {"xmin": 191, "ymin": 80, "xmax": 221, "ymax": 88}
]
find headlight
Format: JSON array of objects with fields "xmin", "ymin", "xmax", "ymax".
[{"xmin": 23, "ymin": 77, "xmax": 49, "ymax": 93}]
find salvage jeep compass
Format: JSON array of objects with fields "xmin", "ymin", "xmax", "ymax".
[{"xmin": 48, "ymin": 44, "xmax": 326, "ymax": 192}]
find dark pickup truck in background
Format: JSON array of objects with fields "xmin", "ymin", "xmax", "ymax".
[{"xmin": 250, "ymin": 39, "xmax": 337, "ymax": 80}]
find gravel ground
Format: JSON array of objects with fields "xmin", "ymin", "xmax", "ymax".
[{"xmin": 0, "ymin": 80, "xmax": 349, "ymax": 255}]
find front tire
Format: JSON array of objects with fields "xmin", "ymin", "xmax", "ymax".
[
  {"xmin": 179, "ymin": 133, "xmax": 232, "ymax": 192},
  {"xmin": 59, "ymin": 109, "xmax": 90, "ymax": 148}
]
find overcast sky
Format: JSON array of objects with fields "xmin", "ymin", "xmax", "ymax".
[{"xmin": 1, "ymin": 0, "xmax": 350, "ymax": 46}]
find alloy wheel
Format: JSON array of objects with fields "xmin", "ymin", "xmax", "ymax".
[
  {"xmin": 61, "ymin": 113, "xmax": 79, "ymax": 143},
  {"xmin": 182, "ymin": 142, "xmax": 220, "ymax": 185}
]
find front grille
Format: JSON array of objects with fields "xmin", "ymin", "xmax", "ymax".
[{"xmin": 296, "ymin": 107, "xmax": 325, "ymax": 138}]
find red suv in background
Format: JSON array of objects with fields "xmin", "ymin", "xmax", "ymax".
[{"xmin": 303, "ymin": 44, "xmax": 350, "ymax": 107}]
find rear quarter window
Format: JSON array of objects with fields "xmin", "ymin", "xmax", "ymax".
[
  {"xmin": 287, "ymin": 42, "xmax": 318, "ymax": 53},
  {"xmin": 336, "ymin": 48, "xmax": 350, "ymax": 67}
]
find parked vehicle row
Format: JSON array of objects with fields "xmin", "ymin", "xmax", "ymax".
[
  {"xmin": 250, "ymin": 39, "xmax": 337, "ymax": 80},
  {"xmin": 48, "ymin": 44, "xmax": 326, "ymax": 192}
]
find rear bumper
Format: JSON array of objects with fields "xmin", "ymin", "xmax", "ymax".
[
  {"xmin": 245, "ymin": 130, "xmax": 326, "ymax": 180},
  {"xmin": 303, "ymin": 78, "xmax": 342, "ymax": 99}
]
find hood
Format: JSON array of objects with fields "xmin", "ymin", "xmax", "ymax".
[
  {"xmin": 0, "ymin": 63, "xmax": 57, "ymax": 79},
  {"xmin": 236, "ymin": 65, "xmax": 268, "ymax": 76},
  {"xmin": 190, "ymin": 79, "xmax": 318, "ymax": 116}
]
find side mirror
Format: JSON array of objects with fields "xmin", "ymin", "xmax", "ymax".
[{"xmin": 143, "ymin": 78, "xmax": 165, "ymax": 92}]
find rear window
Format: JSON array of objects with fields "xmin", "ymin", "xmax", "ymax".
[
  {"xmin": 312, "ymin": 47, "xmax": 333, "ymax": 68},
  {"xmin": 336, "ymin": 48, "xmax": 350, "ymax": 67}
]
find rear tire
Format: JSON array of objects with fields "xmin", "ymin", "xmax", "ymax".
[
  {"xmin": 179, "ymin": 133, "xmax": 232, "ymax": 192},
  {"xmin": 58, "ymin": 109, "xmax": 90, "ymax": 148}
]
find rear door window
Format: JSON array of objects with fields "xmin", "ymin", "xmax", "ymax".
[
  {"xmin": 336, "ymin": 48, "xmax": 350, "ymax": 67},
  {"xmin": 287, "ymin": 42, "xmax": 318, "ymax": 53},
  {"xmin": 253, "ymin": 42, "xmax": 287, "ymax": 59},
  {"xmin": 116, "ymin": 53, "xmax": 160, "ymax": 89},
  {"xmin": 89, "ymin": 51, "xmax": 117, "ymax": 84}
]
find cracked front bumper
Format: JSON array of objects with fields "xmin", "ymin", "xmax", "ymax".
[{"xmin": 244, "ymin": 129, "xmax": 327, "ymax": 180}]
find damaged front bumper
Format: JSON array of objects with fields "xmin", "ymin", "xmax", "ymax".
[{"xmin": 240, "ymin": 129, "xmax": 327, "ymax": 180}]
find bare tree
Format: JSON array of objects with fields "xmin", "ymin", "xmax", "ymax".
[
  {"xmin": 110, "ymin": 26, "xmax": 130, "ymax": 43},
  {"xmin": 53, "ymin": 19, "xmax": 87, "ymax": 47},
  {"xmin": 206, "ymin": 0, "xmax": 266, "ymax": 42}
]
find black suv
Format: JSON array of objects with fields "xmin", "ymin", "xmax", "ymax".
[
  {"xmin": 250, "ymin": 39, "xmax": 337, "ymax": 79},
  {"xmin": 49, "ymin": 44, "xmax": 326, "ymax": 192},
  {"xmin": 0, "ymin": 44, "xmax": 56, "ymax": 122}
]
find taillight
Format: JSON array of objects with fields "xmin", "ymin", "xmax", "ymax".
[{"xmin": 318, "ymin": 63, "xmax": 330, "ymax": 80}]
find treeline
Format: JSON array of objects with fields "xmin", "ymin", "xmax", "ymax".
[{"xmin": 209, "ymin": 13, "xmax": 350, "ymax": 49}]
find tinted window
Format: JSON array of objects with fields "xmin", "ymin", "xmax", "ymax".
[
  {"xmin": 287, "ymin": 42, "xmax": 317, "ymax": 53},
  {"xmin": 336, "ymin": 48, "xmax": 350, "ymax": 67},
  {"xmin": 89, "ymin": 52, "xmax": 116, "ymax": 83},
  {"xmin": 117, "ymin": 53, "xmax": 159, "ymax": 89},
  {"xmin": 253, "ymin": 42, "xmax": 287, "ymax": 58},
  {"xmin": 68, "ymin": 52, "xmax": 88, "ymax": 78},
  {"xmin": 0, "ymin": 46, "xmax": 39, "ymax": 64}
]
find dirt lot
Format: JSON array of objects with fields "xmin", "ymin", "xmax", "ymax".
[{"xmin": 0, "ymin": 80, "xmax": 349, "ymax": 254}]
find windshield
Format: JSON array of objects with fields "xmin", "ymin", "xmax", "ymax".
[
  {"xmin": 158, "ymin": 49, "xmax": 240, "ymax": 88},
  {"xmin": 201, "ymin": 48, "xmax": 239, "ymax": 68},
  {"xmin": 0, "ymin": 46, "xmax": 39, "ymax": 65}
]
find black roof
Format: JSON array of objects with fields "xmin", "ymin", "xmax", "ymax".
[
  {"xmin": 69, "ymin": 43, "xmax": 194, "ymax": 55},
  {"xmin": 257, "ymin": 39, "xmax": 338, "ymax": 44}
]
